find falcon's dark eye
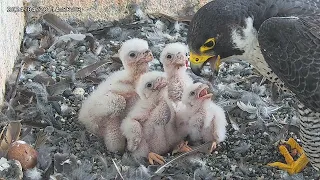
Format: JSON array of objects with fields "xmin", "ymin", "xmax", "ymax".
[
  {"xmin": 129, "ymin": 52, "xmax": 136, "ymax": 58},
  {"xmin": 167, "ymin": 54, "xmax": 172, "ymax": 59},
  {"xmin": 146, "ymin": 82, "xmax": 152, "ymax": 88},
  {"xmin": 204, "ymin": 40, "xmax": 214, "ymax": 47},
  {"xmin": 190, "ymin": 91, "xmax": 195, "ymax": 96}
]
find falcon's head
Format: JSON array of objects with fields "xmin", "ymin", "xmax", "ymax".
[{"xmin": 187, "ymin": 0, "xmax": 259, "ymax": 76}]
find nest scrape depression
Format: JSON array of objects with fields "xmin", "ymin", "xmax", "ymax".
[{"xmin": 0, "ymin": 4, "xmax": 318, "ymax": 180}]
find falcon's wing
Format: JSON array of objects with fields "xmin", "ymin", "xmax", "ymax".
[{"xmin": 258, "ymin": 15, "xmax": 320, "ymax": 112}]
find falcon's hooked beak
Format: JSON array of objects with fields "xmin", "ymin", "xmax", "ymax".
[
  {"xmin": 189, "ymin": 53, "xmax": 221, "ymax": 76},
  {"xmin": 189, "ymin": 38, "xmax": 221, "ymax": 76}
]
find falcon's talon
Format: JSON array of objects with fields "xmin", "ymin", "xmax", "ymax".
[
  {"xmin": 148, "ymin": 152, "xmax": 165, "ymax": 165},
  {"xmin": 268, "ymin": 138, "xmax": 309, "ymax": 175},
  {"xmin": 286, "ymin": 137, "xmax": 304, "ymax": 154}
]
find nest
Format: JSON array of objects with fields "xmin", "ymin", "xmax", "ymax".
[{"xmin": 0, "ymin": 4, "xmax": 318, "ymax": 180}]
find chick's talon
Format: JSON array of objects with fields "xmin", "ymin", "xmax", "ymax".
[
  {"xmin": 267, "ymin": 138, "xmax": 309, "ymax": 175},
  {"xmin": 180, "ymin": 141, "xmax": 193, "ymax": 153},
  {"xmin": 173, "ymin": 141, "xmax": 192, "ymax": 154},
  {"xmin": 209, "ymin": 141, "xmax": 217, "ymax": 154},
  {"xmin": 148, "ymin": 152, "xmax": 165, "ymax": 165}
]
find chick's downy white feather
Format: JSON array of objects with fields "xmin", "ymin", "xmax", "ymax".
[
  {"xmin": 121, "ymin": 71, "xmax": 167, "ymax": 152},
  {"xmin": 121, "ymin": 71, "xmax": 181, "ymax": 165},
  {"xmin": 181, "ymin": 83, "xmax": 228, "ymax": 152},
  {"xmin": 160, "ymin": 42, "xmax": 193, "ymax": 103},
  {"xmin": 78, "ymin": 38, "xmax": 153, "ymax": 153}
]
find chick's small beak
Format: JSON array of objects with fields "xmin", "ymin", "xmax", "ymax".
[
  {"xmin": 189, "ymin": 52, "xmax": 221, "ymax": 76},
  {"xmin": 140, "ymin": 50, "xmax": 154, "ymax": 62},
  {"xmin": 173, "ymin": 53, "xmax": 187, "ymax": 66},
  {"xmin": 197, "ymin": 86, "xmax": 213, "ymax": 99},
  {"xmin": 154, "ymin": 77, "xmax": 167, "ymax": 90}
]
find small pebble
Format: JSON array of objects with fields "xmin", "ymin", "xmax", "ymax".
[
  {"xmin": 78, "ymin": 46, "xmax": 86, "ymax": 52},
  {"xmin": 63, "ymin": 89, "xmax": 73, "ymax": 97},
  {"xmin": 38, "ymin": 53, "xmax": 54, "ymax": 62}
]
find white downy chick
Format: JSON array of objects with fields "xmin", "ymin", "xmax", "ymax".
[
  {"xmin": 78, "ymin": 38, "xmax": 153, "ymax": 153},
  {"xmin": 160, "ymin": 42, "xmax": 195, "ymax": 153},
  {"xmin": 160, "ymin": 42, "xmax": 193, "ymax": 103},
  {"xmin": 181, "ymin": 82, "xmax": 228, "ymax": 153},
  {"xmin": 121, "ymin": 71, "xmax": 180, "ymax": 165}
]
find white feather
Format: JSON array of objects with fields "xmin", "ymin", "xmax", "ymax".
[
  {"xmin": 237, "ymin": 101, "xmax": 257, "ymax": 114},
  {"xmin": 230, "ymin": 17, "xmax": 273, "ymax": 78}
]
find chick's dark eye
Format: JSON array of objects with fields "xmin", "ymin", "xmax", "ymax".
[
  {"xmin": 167, "ymin": 54, "xmax": 172, "ymax": 59},
  {"xmin": 190, "ymin": 91, "xmax": 195, "ymax": 96},
  {"xmin": 129, "ymin": 52, "xmax": 136, "ymax": 58},
  {"xmin": 146, "ymin": 82, "xmax": 152, "ymax": 88}
]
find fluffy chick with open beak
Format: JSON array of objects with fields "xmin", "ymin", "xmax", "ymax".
[
  {"xmin": 121, "ymin": 71, "xmax": 183, "ymax": 165},
  {"xmin": 160, "ymin": 42, "xmax": 193, "ymax": 103},
  {"xmin": 181, "ymin": 83, "xmax": 228, "ymax": 153},
  {"xmin": 78, "ymin": 38, "xmax": 153, "ymax": 153}
]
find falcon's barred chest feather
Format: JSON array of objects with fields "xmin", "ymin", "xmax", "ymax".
[
  {"xmin": 219, "ymin": 1, "xmax": 320, "ymax": 169},
  {"xmin": 231, "ymin": 17, "xmax": 290, "ymax": 93},
  {"xmin": 232, "ymin": 17, "xmax": 320, "ymax": 170}
]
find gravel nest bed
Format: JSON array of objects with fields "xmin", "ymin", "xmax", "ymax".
[{"xmin": 1, "ymin": 6, "xmax": 319, "ymax": 180}]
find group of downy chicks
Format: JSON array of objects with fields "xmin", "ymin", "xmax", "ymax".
[{"xmin": 78, "ymin": 38, "xmax": 228, "ymax": 165}]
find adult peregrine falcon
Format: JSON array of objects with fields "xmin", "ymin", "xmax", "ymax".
[{"xmin": 187, "ymin": 0, "xmax": 320, "ymax": 174}]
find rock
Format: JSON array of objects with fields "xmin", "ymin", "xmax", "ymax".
[
  {"xmin": 38, "ymin": 53, "xmax": 54, "ymax": 62},
  {"xmin": 63, "ymin": 89, "xmax": 73, "ymax": 97},
  {"xmin": 7, "ymin": 141, "xmax": 38, "ymax": 170},
  {"xmin": 0, "ymin": 157, "xmax": 23, "ymax": 180},
  {"xmin": 78, "ymin": 46, "xmax": 86, "ymax": 52}
]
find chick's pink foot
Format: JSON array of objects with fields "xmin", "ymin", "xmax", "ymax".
[
  {"xmin": 209, "ymin": 141, "xmax": 217, "ymax": 154},
  {"xmin": 148, "ymin": 152, "xmax": 165, "ymax": 165},
  {"xmin": 172, "ymin": 141, "xmax": 192, "ymax": 154}
]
